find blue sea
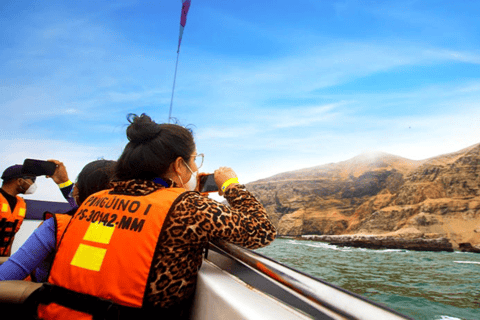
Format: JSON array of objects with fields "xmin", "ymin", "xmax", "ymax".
[{"xmin": 255, "ymin": 238, "xmax": 480, "ymax": 320}]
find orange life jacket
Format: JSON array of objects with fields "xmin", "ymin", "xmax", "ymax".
[
  {"xmin": 52, "ymin": 213, "xmax": 72, "ymax": 249},
  {"xmin": 27, "ymin": 213, "xmax": 73, "ymax": 283},
  {"xmin": 37, "ymin": 187, "xmax": 185, "ymax": 320},
  {"xmin": 0, "ymin": 192, "xmax": 26, "ymax": 256}
]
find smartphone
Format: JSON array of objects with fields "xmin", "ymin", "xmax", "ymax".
[
  {"xmin": 21, "ymin": 159, "xmax": 57, "ymax": 176},
  {"xmin": 199, "ymin": 174, "xmax": 218, "ymax": 193}
]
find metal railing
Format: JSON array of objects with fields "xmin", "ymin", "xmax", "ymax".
[{"xmin": 210, "ymin": 240, "xmax": 412, "ymax": 320}]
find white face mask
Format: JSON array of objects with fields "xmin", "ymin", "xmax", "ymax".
[
  {"xmin": 178, "ymin": 160, "xmax": 198, "ymax": 191},
  {"xmin": 185, "ymin": 171, "xmax": 198, "ymax": 191},
  {"xmin": 23, "ymin": 180, "xmax": 37, "ymax": 195}
]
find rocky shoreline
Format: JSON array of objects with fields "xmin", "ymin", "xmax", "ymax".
[
  {"xmin": 458, "ymin": 242, "xmax": 480, "ymax": 254},
  {"xmin": 249, "ymin": 144, "xmax": 480, "ymax": 252},
  {"xmin": 298, "ymin": 235, "xmax": 457, "ymax": 252}
]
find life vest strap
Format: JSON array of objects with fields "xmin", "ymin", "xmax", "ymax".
[{"xmin": 35, "ymin": 284, "xmax": 149, "ymax": 320}]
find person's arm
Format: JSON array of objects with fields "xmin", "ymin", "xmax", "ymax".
[
  {"xmin": 213, "ymin": 167, "xmax": 276, "ymax": 248},
  {"xmin": 179, "ymin": 184, "xmax": 276, "ymax": 249},
  {"xmin": 59, "ymin": 182, "xmax": 76, "ymax": 207},
  {"xmin": 0, "ymin": 218, "xmax": 56, "ymax": 280},
  {"xmin": 213, "ymin": 184, "xmax": 277, "ymax": 249},
  {"xmin": 47, "ymin": 160, "xmax": 76, "ymax": 207}
]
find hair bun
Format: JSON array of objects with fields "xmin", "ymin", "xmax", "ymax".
[{"xmin": 126, "ymin": 113, "xmax": 161, "ymax": 143}]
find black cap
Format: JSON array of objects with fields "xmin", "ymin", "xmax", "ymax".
[{"xmin": 1, "ymin": 165, "xmax": 36, "ymax": 182}]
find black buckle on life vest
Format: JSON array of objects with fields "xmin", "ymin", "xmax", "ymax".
[{"xmin": 97, "ymin": 303, "xmax": 122, "ymax": 320}]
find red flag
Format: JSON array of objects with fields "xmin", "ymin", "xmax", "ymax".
[{"xmin": 177, "ymin": 0, "xmax": 191, "ymax": 53}]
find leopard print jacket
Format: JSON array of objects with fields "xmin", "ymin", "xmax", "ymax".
[{"xmin": 110, "ymin": 179, "xmax": 277, "ymax": 309}]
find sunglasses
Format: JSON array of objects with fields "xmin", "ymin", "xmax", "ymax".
[{"xmin": 22, "ymin": 176, "xmax": 36, "ymax": 183}]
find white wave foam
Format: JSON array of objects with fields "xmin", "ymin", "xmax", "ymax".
[
  {"xmin": 288, "ymin": 239, "xmax": 410, "ymax": 253},
  {"xmin": 286, "ymin": 240, "xmax": 301, "ymax": 245},
  {"xmin": 304, "ymin": 242, "xmax": 343, "ymax": 250},
  {"xmin": 301, "ymin": 242, "xmax": 410, "ymax": 253},
  {"xmin": 370, "ymin": 249, "xmax": 408, "ymax": 253},
  {"xmin": 453, "ymin": 261, "xmax": 480, "ymax": 265},
  {"xmin": 436, "ymin": 316, "xmax": 462, "ymax": 320},
  {"xmin": 287, "ymin": 239, "xmax": 353, "ymax": 251}
]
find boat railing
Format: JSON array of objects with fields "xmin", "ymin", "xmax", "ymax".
[{"xmin": 209, "ymin": 239, "xmax": 412, "ymax": 320}]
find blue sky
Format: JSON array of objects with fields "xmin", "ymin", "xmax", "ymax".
[{"xmin": 2, "ymin": 0, "xmax": 480, "ymax": 202}]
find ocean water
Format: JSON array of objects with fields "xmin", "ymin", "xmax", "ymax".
[{"xmin": 255, "ymin": 238, "xmax": 480, "ymax": 320}]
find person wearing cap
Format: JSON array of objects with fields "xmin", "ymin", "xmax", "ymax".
[
  {"xmin": 0, "ymin": 165, "xmax": 36, "ymax": 256},
  {"xmin": 0, "ymin": 160, "xmax": 116, "ymax": 283},
  {"xmin": 0, "ymin": 161, "xmax": 75, "ymax": 257}
]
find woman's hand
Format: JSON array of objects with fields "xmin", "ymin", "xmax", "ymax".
[{"xmin": 214, "ymin": 167, "xmax": 238, "ymax": 196}]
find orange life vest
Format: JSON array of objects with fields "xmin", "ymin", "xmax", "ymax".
[
  {"xmin": 52, "ymin": 213, "xmax": 72, "ymax": 249},
  {"xmin": 0, "ymin": 192, "xmax": 26, "ymax": 256},
  {"xmin": 37, "ymin": 212, "xmax": 73, "ymax": 248},
  {"xmin": 28, "ymin": 213, "xmax": 73, "ymax": 282},
  {"xmin": 37, "ymin": 187, "xmax": 185, "ymax": 320}
]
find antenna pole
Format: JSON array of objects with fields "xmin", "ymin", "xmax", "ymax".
[{"xmin": 168, "ymin": 50, "xmax": 181, "ymax": 123}]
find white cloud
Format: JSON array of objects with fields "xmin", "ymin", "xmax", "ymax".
[
  {"xmin": 268, "ymin": 103, "xmax": 346, "ymax": 129},
  {"xmin": 177, "ymin": 42, "xmax": 480, "ymax": 116},
  {"xmin": 196, "ymin": 126, "xmax": 260, "ymax": 140}
]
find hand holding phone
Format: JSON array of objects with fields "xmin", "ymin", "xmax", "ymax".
[{"xmin": 198, "ymin": 168, "xmax": 239, "ymax": 195}]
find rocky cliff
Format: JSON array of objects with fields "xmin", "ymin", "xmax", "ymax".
[{"xmin": 247, "ymin": 144, "xmax": 480, "ymax": 249}]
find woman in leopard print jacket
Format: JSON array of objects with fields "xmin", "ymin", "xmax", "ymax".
[{"xmin": 44, "ymin": 113, "xmax": 276, "ymax": 320}]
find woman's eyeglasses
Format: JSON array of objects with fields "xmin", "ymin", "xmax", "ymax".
[{"xmin": 193, "ymin": 153, "xmax": 204, "ymax": 169}]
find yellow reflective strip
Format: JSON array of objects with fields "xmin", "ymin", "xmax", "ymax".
[
  {"xmin": 71, "ymin": 244, "xmax": 107, "ymax": 271},
  {"xmin": 83, "ymin": 222, "xmax": 115, "ymax": 244},
  {"xmin": 1, "ymin": 204, "xmax": 8, "ymax": 212},
  {"xmin": 18, "ymin": 208, "xmax": 25, "ymax": 217}
]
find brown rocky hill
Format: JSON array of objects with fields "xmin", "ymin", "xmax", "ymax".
[{"xmin": 247, "ymin": 143, "xmax": 480, "ymax": 249}]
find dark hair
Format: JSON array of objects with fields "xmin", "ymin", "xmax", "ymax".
[
  {"xmin": 76, "ymin": 160, "xmax": 115, "ymax": 204},
  {"xmin": 114, "ymin": 113, "xmax": 195, "ymax": 180}
]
